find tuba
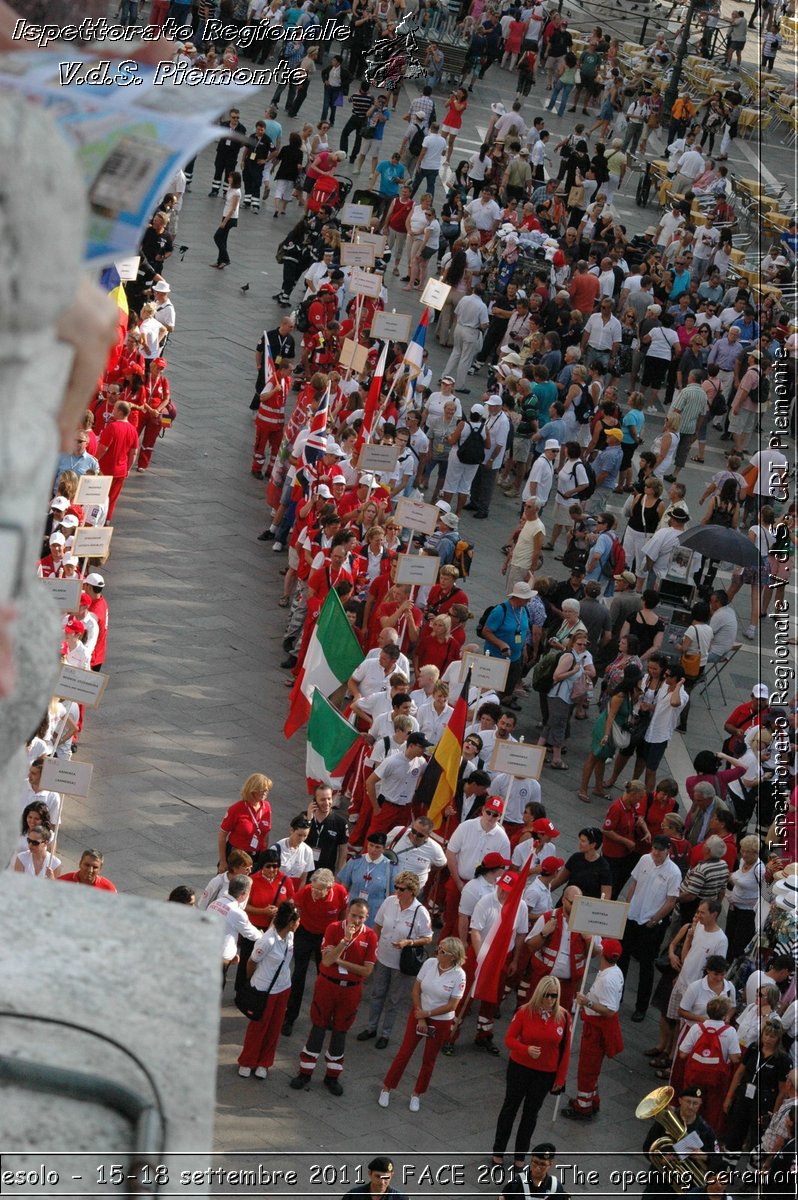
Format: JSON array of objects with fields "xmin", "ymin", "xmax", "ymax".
[{"xmin": 635, "ymin": 1086, "xmax": 710, "ymax": 1194}]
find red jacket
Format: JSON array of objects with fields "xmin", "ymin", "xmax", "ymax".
[{"xmin": 504, "ymin": 1005, "xmax": 571, "ymax": 1087}]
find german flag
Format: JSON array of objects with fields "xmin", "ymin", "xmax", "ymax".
[{"xmin": 416, "ymin": 669, "xmax": 470, "ymax": 831}]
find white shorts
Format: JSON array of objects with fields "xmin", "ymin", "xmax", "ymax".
[
  {"xmin": 274, "ymin": 178, "xmax": 296, "ymax": 201},
  {"xmin": 443, "ymin": 451, "xmax": 480, "ymax": 496}
]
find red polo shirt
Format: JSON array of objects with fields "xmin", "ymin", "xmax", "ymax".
[
  {"xmin": 319, "ymin": 919, "xmax": 378, "ymax": 982},
  {"xmin": 295, "ymin": 882, "xmax": 349, "ymax": 935},
  {"xmin": 602, "ymin": 798, "xmax": 637, "ymax": 859}
]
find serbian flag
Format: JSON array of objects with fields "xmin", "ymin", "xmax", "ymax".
[
  {"xmin": 473, "ymin": 856, "xmax": 534, "ymax": 1006},
  {"xmin": 414, "ymin": 669, "xmax": 470, "ymax": 831},
  {"xmin": 398, "ymin": 308, "xmax": 429, "ymax": 402},
  {"xmin": 99, "ymin": 264, "xmax": 129, "ymax": 376},
  {"xmin": 306, "ymin": 689, "xmax": 365, "ymax": 792},
  {"xmin": 301, "ymin": 383, "xmax": 331, "ymax": 478},
  {"xmin": 355, "ymin": 339, "xmax": 388, "ymax": 452},
  {"xmin": 285, "ymin": 588, "xmax": 364, "ymax": 738}
]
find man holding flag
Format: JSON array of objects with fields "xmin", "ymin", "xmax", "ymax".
[
  {"xmin": 251, "ymin": 338, "xmax": 291, "ymax": 479},
  {"xmin": 442, "ymin": 796, "xmax": 511, "ymax": 939}
]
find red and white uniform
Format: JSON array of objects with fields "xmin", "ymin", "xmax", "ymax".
[
  {"xmin": 520, "ymin": 909, "xmax": 588, "ymax": 1011},
  {"xmin": 220, "ymin": 798, "xmax": 272, "ymax": 857},
  {"xmin": 570, "ymin": 963, "xmax": 624, "ymax": 1114},
  {"xmin": 88, "ymin": 594, "xmax": 108, "ymax": 668},
  {"xmin": 37, "ymin": 555, "xmax": 64, "ymax": 579},
  {"xmin": 298, "ymin": 919, "xmax": 378, "ymax": 1081},
  {"xmin": 138, "ymin": 374, "xmax": 171, "ymax": 471},
  {"xmin": 252, "ymin": 373, "xmax": 289, "ymax": 475},
  {"xmin": 96, "ymin": 418, "xmax": 140, "ymax": 520}
]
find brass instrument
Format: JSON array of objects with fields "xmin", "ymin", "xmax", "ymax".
[{"xmin": 635, "ymin": 1086, "xmax": 710, "ymax": 1194}]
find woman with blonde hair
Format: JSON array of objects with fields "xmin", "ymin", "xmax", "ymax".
[
  {"xmin": 357, "ymin": 872, "xmax": 433, "ymax": 1049},
  {"xmin": 217, "ymin": 774, "xmax": 273, "ymax": 869},
  {"xmin": 652, "ymin": 410, "xmax": 681, "ymax": 480},
  {"xmin": 725, "ymin": 834, "xmax": 765, "ymax": 959},
  {"xmin": 379, "ymin": 937, "xmax": 467, "ymax": 1111},
  {"xmin": 492, "ymin": 976, "xmax": 571, "ymax": 1167}
]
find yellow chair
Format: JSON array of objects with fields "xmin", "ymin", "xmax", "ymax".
[{"xmin": 729, "ymin": 248, "xmax": 747, "ymax": 265}]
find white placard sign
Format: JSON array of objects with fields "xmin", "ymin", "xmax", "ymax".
[
  {"xmin": 420, "ymin": 277, "xmax": 452, "ymax": 311},
  {"xmin": 339, "ymin": 338, "xmax": 370, "ymax": 373},
  {"xmin": 114, "ymin": 255, "xmax": 140, "ymax": 281},
  {"xmin": 489, "ymin": 740, "xmax": 546, "ymax": 780},
  {"xmin": 41, "ymin": 576, "xmax": 82, "ymax": 612},
  {"xmin": 340, "ymin": 202, "xmax": 373, "ymax": 227},
  {"xmin": 73, "ymin": 525, "xmax": 114, "ymax": 557},
  {"xmin": 74, "ymin": 474, "xmax": 112, "ymax": 505},
  {"xmin": 349, "ymin": 267, "xmax": 382, "ymax": 298},
  {"xmin": 40, "ymin": 756, "xmax": 94, "ymax": 798},
  {"xmin": 55, "ymin": 665, "xmax": 109, "ymax": 709},
  {"xmin": 459, "ymin": 651, "xmax": 510, "ymax": 694},
  {"xmin": 395, "ymin": 496, "xmax": 439, "ymax": 534},
  {"xmin": 356, "ymin": 231, "xmax": 387, "ymax": 255},
  {"xmin": 569, "ymin": 896, "xmax": 629, "ymax": 940},
  {"xmin": 396, "ymin": 555, "xmax": 441, "ymax": 587},
  {"xmin": 371, "ymin": 311, "xmax": 413, "ymax": 342},
  {"xmin": 341, "ymin": 242, "xmax": 376, "ymax": 268},
  {"xmin": 357, "ymin": 444, "xmax": 400, "ymax": 473}
]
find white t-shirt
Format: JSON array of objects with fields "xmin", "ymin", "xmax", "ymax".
[
  {"xmin": 646, "ymin": 683, "xmax": 688, "ymax": 742},
  {"xmin": 420, "ymin": 133, "xmax": 447, "ymax": 172},
  {"xmin": 646, "ymin": 324, "xmax": 680, "ymax": 361},
  {"xmin": 627, "ymin": 853, "xmax": 683, "ymax": 924},
  {"xmin": 448, "ymin": 818, "xmax": 511, "ymax": 880},
  {"xmin": 387, "ymin": 826, "xmax": 446, "ymax": 887},
  {"xmin": 271, "ymin": 838, "xmax": 315, "ymax": 879},
  {"xmin": 15, "ymin": 848, "xmax": 62, "ymax": 876},
  {"xmin": 680, "ymin": 1018, "xmax": 740, "ymax": 1061},
  {"xmin": 466, "ymin": 197, "xmax": 503, "ymax": 231},
  {"xmin": 584, "ymin": 963, "xmax": 624, "ymax": 1016},
  {"xmin": 416, "ymin": 955, "xmax": 467, "ymax": 1019},
  {"xmin": 351, "ymin": 656, "xmax": 393, "ymax": 699},
  {"xmin": 523, "ymin": 455, "xmax": 555, "ymax": 506},
  {"xmin": 468, "ymin": 150, "xmax": 492, "ymax": 181},
  {"xmin": 676, "ymin": 924, "xmax": 729, "ymax": 988},
  {"xmin": 748, "ymin": 449, "xmax": 788, "ymax": 497},
  {"xmin": 207, "ymin": 894, "xmax": 261, "ymax": 960},
  {"xmin": 373, "ymin": 752, "xmax": 426, "ymax": 807},
  {"xmin": 470, "ymin": 891, "xmax": 528, "ymax": 938},
  {"xmin": 250, "ymin": 927, "xmax": 294, "ymax": 993},
  {"xmin": 679, "ymin": 975, "xmax": 736, "ymax": 1019},
  {"xmin": 458, "ymin": 875, "xmax": 495, "ymax": 919},
  {"xmin": 374, "ymin": 896, "xmax": 432, "ymax": 969}
]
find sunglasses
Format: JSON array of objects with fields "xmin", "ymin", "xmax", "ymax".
[
  {"xmin": 395, "ymin": 885, "xmax": 410, "ymax": 892},
  {"xmin": 484, "ymin": 811, "xmax": 500, "ymax": 819},
  {"xmin": 27, "ymin": 838, "xmax": 44, "ymax": 846},
  {"xmin": 409, "ymin": 829, "xmax": 428, "ymax": 839}
]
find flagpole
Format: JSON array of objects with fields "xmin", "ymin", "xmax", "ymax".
[{"xmin": 551, "ymin": 937, "xmax": 595, "ymax": 1122}]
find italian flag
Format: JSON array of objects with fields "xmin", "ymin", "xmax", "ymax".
[
  {"xmin": 284, "ymin": 588, "xmax": 364, "ymax": 738},
  {"xmin": 305, "ymin": 690, "xmax": 364, "ymax": 792}
]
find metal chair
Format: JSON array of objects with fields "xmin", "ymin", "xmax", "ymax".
[{"xmin": 696, "ymin": 642, "xmax": 742, "ymax": 707}]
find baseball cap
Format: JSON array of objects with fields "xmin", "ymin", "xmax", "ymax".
[
  {"xmin": 316, "ymin": 484, "xmax": 333, "ymax": 499},
  {"xmin": 359, "ymin": 473, "xmax": 375, "ymax": 486},
  {"xmin": 435, "ymin": 499, "xmax": 451, "ymax": 513},
  {"xmin": 366, "ymin": 831, "xmax": 387, "ymax": 846},
  {"xmin": 485, "ymin": 795, "xmax": 505, "ymax": 815},
  {"xmin": 752, "ymin": 683, "xmax": 769, "ymax": 699},
  {"xmin": 539, "ymin": 856, "xmax": 565, "ymax": 875},
  {"xmin": 481, "ymin": 852, "xmax": 509, "ymax": 871},
  {"xmin": 49, "ymin": 532, "xmax": 66, "ymax": 545},
  {"xmin": 496, "ymin": 871, "xmax": 518, "ymax": 893},
  {"xmin": 65, "ymin": 617, "xmax": 85, "ymax": 635},
  {"xmin": 50, "ymin": 497, "xmax": 69, "ymax": 511},
  {"xmin": 325, "ymin": 439, "xmax": 345, "ymax": 457},
  {"xmin": 533, "ymin": 818, "xmax": 560, "ymax": 838},
  {"xmin": 470, "ymin": 404, "xmax": 486, "ymax": 419},
  {"xmin": 486, "ymin": 394, "xmax": 503, "ymax": 406},
  {"xmin": 606, "ymin": 428, "xmax": 623, "ymax": 441},
  {"xmin": 614, "ymin": 570, "xmax": 637, "ymax": 586},
  {"xmin": 602, "ymin": 938, "xmax": 623, "ymax": 961},
  {"xmin": 406, "ymin": 732, "xmax": 432, "ymax": 748},
  {"xmin": 60, "ymin": 514, "xmax": 79, "ymax": 528},
  {"xmin": 748, "ymin": 350, "xmax": 761, "ymax": 360},
  {"xmin": 544, "ymin": 439, "xmax": 561, "ymax": 451},
  {"xmin": 85, "ymin": 572, "xmax": 105, "ymax": 588},
  {"xmin": 61, "ymin": 555, "xmax": 79, "ymax": 568}
]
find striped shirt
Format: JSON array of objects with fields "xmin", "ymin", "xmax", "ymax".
[
  {"xmin": 669, "ymin": 383, "xmax": 708, "ymax": 434},
  {"xmin": 681, "ymin": 858, "xmax": 729, "ymax": 902},
  {"xmin": 350, "ymin": 91, "xmax": 375, "ymax": 119}
]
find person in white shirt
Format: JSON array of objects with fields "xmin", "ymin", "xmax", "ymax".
[
  {"xmin": 464, "ymin": 871, "xmax": 529, "ymax": 1050},
  {"xmin": 443, "ymin": 291, "xmax": 490, "ymax": 389},
  {"xmin": 642, "ymin": 508, "xmax": 690, "ymax": 587},
  {"xmin": 618, "ymin": 838, "xmax": 682, "ymax": 1019},
  {"xmin": 197, "ymin": 849, "xmax": 255, "ymax": 911},
  {"xmin": 691, "ymin": 216, "xmax": 721, "ymax": 283},
  {"xmin": 364, "ymin": 874, "xmax": 434, "ymax": 1047},
  {"xmin": 655, "ymin": 203, "xmax": 686, "ymax": 248},
  {"xmin": 524, "ymin": 856, "xmax": 564, "ymax": 918},
  {"xmin": 457, "ymin": 853, "xmax": 508, "ymax": 942},
  {"xmin": 443, "ymin": 798, "xmax": 512, "ymax": 936},
  {"xmin": 666, "ymin": 899, "xmax": 728, "ymax": 1020},
  {"xmin": 707, "ymin": 589, "xmax": 738, "ymax": 661},
  {"xmin": 638, "ymin": 664, "xmax": 689, "ymax": 790},
  {"xmin": 412, "ymin": 124, "xmax": 448, "ymax": 197},
  {"xmin": 270, "ymin": 816, "xmax": 315, "ymax": 887},
  {"xmin": 466, "ymin": 193, "xmax": 504, "ymax": 235},
  {"xmin": 522, "ymin": 440, "xmax": 559, "ymax": 510},
  {"xmin": 417, "ymin": 684, "xmax": 454, "ymax": 744},
  {"xmin": 349, "ymin": 644, "xmax": 402, "ymax": 701},
  {"xmin": 365, "ymin": 734, "xmax": 430, "ymax": 835},
  {"xmin": 671, "ymin": 148, "xmax": 705, "ymax": 195},
  {"xmin": 387, "ymin": 817, "xmax": 447, "ymax": 889},
  {"xmin": 564, "ymin": 938, "xmax": 625, "ymax": 1120},
  {"xmin": 530, "ymin": 133, "xmax": 548, "ymax": 181},
  {"xmin": 471, "ymin": 395, "xmax": 511, "ymax": 518},
  {"xmin": 208, "ymin": 875, "xmax": 261, "ymax": 975}
]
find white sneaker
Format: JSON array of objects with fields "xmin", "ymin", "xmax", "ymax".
[
  {"xmin": 254, "ymin": 1067, "xmax": 268, "ymax": 1079},
  {"xmin": 272, "ymin": 542, "xmax": 283, "ymax": 551},
  {"xmin": 378, "ymin": 1090, "xmax": 391, "ymax": 1108},
  {"xmin": 238, "ymin": 1066, "xmax": 252, "ymax": 1077},
  {"xmin": 645, "ymin": 405, "xmax": 659, "ymax": 415},
  {"xmin": 409, "ymin": 1094, "xmax": 421, "ymax": 1112},
  {"xmin": 745, "ymin": 624, "xmax": 756, "ymax": 639}
]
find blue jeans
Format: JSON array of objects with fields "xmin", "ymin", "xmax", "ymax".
[
  {"xmin": 411, "ymin": 168, "xmax": 438, "ymax": 197},
  {"xmin": 321, "ymin": 85, "xmax": 342, "ymax": 125},
  {"xmin": 547, "ymin": 81, "xmax": 573, "ymax": 117},
  {"xmin": 168, "ymin": 3, "xmax": 193, "ymax": 29}
]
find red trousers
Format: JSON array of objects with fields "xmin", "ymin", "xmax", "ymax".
[
  {"xmin": 365, "ymin": 799, "xmax": 414, "ymax": 839},
  {"xmin": 106, "ymin": 475, "xmax": 126, "ymax": 521},
  {"xmin": 138, "ymin": 420, "xmax": 161, "ymax": 471},
  {"xmin": 149, "ymin": 0, "xmax": 170, "ymax": 26},
  {"xmin": 383, "ymin": 1013, "xmax": 453, "ymax": 1095},
  {"xmin": 440, "ymin": 875, "xmax": 465, "ymax": 940},
  {"xmin": 238, "ymin": 989, "xmax": 290, "ymax": 1069},
  {"xmin": 682, "ymin": 1062, "xmax": 731, "ymax": 1133},
  {"xmin": 252, "ymin": 422, "xmax": 282, "ymax": 474},
  {"xmin": 309, "ymin": 976, "xmax": 363, "ymax": 1032},
  {"xmin": 573, "ymin": 1015, "xmax": 623, "ymax": 1112}
]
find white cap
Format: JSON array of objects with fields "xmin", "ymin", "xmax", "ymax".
[
  {"xmin": 486, "ymin": 394, "xmax": 503, "ymax": 406},
  {"xmin": 544, "ymin": 439, "xmax": 561, "ymax": 451},
  {"xmin": 470, "ymin": 404, "xmax": 486, "ymax": 419},
  {"xmin": 435, "ymin": 499, "xmax": 451, "ymax": 513},
  {"xmin": 62, "ymin": 555, "xmax": 80, "ymax": 567},
  {"xmin": 752, "ymin": 683, "xmax": 769, "ymax": 699},
  {"xmin": 359, "ymin": 473, "xmax": 375, "ymax": 486},
  {"xmin": 325, "ymin": 439, "xmax": 345, "ymax": 457},
  {"xmin": 60, "ymin": 514, "xmax": 80, "ymax": 528},
  {"xmin": 50, "ymin": 496, "xmax": 69, "ymax": 511},
  {"xmin": 85, "ymin": 572, "xmax": 105, "ymax": 588},
  {"xmin": 49, "ymin": 532, "xmax": 66, "ymax": 545},
  {"xmin": 317, "ymin": 484, "xmax": 333, "ymax": 499}
]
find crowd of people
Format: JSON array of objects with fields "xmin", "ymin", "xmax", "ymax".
[{"xmin": 13, "ymin": 0, "xmax": 798, "ymax": 1194}]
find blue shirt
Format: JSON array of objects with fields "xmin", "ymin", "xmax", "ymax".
[
  {"xmin": 54, "ymin": 451, "xmax": 100, "ymax": 486},
  {"xmin": 535, "ymin": 418, "xmax": 567, "ymax": 446},
  {"xmin": 585, "ymin": 531, "xmax": 613, "ymax": 582},
  {"xmin": 375, "ymin": 159, "xmax": 405, "ymax": 196},
  {"xmin": 622, "ymin": 407, "xmax": 645, "ymax": 445},
  {"xmin": 265, "ymin": 118, "xmax": 282, "ymax": 146},
  {"xmin": 593, "ymin": 445, "xmax": 623, "ymax": 490},
  {"xmin": 337, "ymin": 856, "xmax": 396, "ymax": 928},
  {"xmin": 483, "ymin": 600, "xmax": 530, "ymax": 663},
  {"xmin": 669, "ymin": 268, "xmax": 691, "ymax": 300}
]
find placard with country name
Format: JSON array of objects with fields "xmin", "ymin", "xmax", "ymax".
[
  {"xmin": 395, "ymin": 496, "xmax": 438, "ymax": 534},
  {"xmin": 339, "ymin": 202, "xmax": 373, "ymax": 227},
  {"xmin": 489, "ymin": 740, "xmax": 546, "ymax": 780},
  {"xmin": 420, "ymin": 277, "xmax": 451, "ymax": 311},
  {"xmin": 55, "ymin": 665, "xmax": 109, "ymax": 708},
  {"xmin": 459, "ymin": 652, "xmax": 510, "ymax": 694},
  {"xmin": 395, "ymin": 555, "xmax": 440, "ymax": 587},
  {"xmin": 357, "ymin": 444, "xmax": 399, "ymax": 473},
  {"xmin": 569, "ymin": 896, "xmax": 629, "ymax": 939},
  {"xmin": 41, "ymin": 577, "xmax": 82, "ymax": 612},
  {"xmin": 371, "ymin": 311, "xmax": 412, "ymax": 342},
  {"xmin": 349, "ymin": 267, "xmax": 382, "ymax": 298},
  {"xmin": 341, "ymin": 242, "xmax": 376, "ymax": 268},
  {"xmin": 339, "ymin": 338, "xmax": 370, "ymax": 373},
  {"xmin": 40, "ymin": 756, "xmax": 94, "ymax": 798},
  {"xmin": 356, "ymin": 231, "xmax": 387, "ymax": 256},
  {"xmin": 74, "ymin": 475, "xmax": 112, "ymax": 505},
  {"xmin": 73, "ymin": 526, "xmax": 113, "ymax": 557}
]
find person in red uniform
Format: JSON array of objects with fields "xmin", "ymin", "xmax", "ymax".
[
  {"xmin": 252, "ymin": 358, "xmax": 292, "ymax": 479},
  {"xmin": 38, "ymin": 532, "xmax": 67, "ymax": 578},
  {"xmin": 83, "ymin": 573, "xmax": 108, "ymax": 671},
  {"xmin": 289, "ymin": 898, "xmax": 378, "ymax": 1095},
  {"xmin": 217, "ymin": 774, "xmax": 273, "ymax": 868},
  {"xmin": 602, "ymin": 786, "xmax": 640, "ymax": 898},
  {"xmin": 95, "ymin": 400, "xmax": 140, "ymax": 520},
  {"xmin": 235, "ymin": 849, "xmax": 296, "ymax": 992},
  {"xmin": 519, "ymin": 885, "xmax": 588, "ymax": 1012},
  {"xmin": 137, "ymin": 357, "xmax": 173, "ymax": 472},
  {"xmin": 563, "ymin": 938, "xmax": 625, "ymax": 1121},
  {"xmin": 60, "ymin": 848, "xmax": 117, "ymax": 892},
  {"xmin": 282, "ymin": 869, "xmax": 350, "ymax": 1035},
  {"xmin": 492, "ymin": 977, "xmax": 572, "ymax": 1166}
]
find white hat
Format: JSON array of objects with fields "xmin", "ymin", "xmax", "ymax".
[
  {"xmin": 772, "ymin": 876, "xmax": 798, "ymax": 899},
  {"xmin": 441, "ymin": 512, "xmax": 459, "ymax": 529},
  {"xmin": 316, "ymin": 484, "xmax": 333, "ymax": 499},
  {"xmin": 435, "ymin": 499, "xmax": 451, "ymax": 514},
  {"xmin": 50, "ymin": 496, "xmax": 69, "ymax": 511},
  {"xmin": 359, "ymin": 473, "xmax": 375, "ymax": 486},
  {"xmin": 49, "ymin": 532, "xmax": 66, "ymax": 545},
  {"xmin": 486, "ymin": 394, "xmax": 503, "ymax": 406},
  {"xmin": 62, "ymin": 555, "xmax": 80, "ymax": 567},
  {"xmin": 774, "ymin": 255, "xmax": 789, "ymax": 266},
  {"xmin": 501, "ymin": 352, "xmax": 523, "ymax": 366},
  {"xmin": 510, "ymin": 582, "xmax": 536, "ymax": 600},
  {"xmin": 60, "ymin": 514, "xmax": 80, "ymax": 528},
  {"xmin": 470, "ymin": 404, "xmax": 486, "ymax": 419},
  {"xmin": 544, "ymin": 439, "xmax": 561, "ymax": 451},
  {"xmin": 85, "ymin": 572, "xmax": 105, "ymax": 588},
  {"xmin": 752, "ymin": 683, "xmax": 769, "ymax": 699},
  {"xmin": 325, "ymin": 439, "xmax": 345, "ymax": 457},
  {"xmin": 153, "ymin": 281, "xmax": 171, "ymax": 293},
  {"xmin": 491, "ymin": 102, "xmax": 506, "ymax": 116},
  {"xmin": 774, "ymin": 889, "xmax": 798, "ymax": 913}
]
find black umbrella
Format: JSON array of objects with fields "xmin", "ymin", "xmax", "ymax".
[{"xmin": 678, "ymin": 526, "xmax": 762, "ymax": 568}]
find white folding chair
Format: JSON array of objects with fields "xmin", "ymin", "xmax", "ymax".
[{"xmin": 696, "ymin": 643, "xmax": 742, "ymax": 707}]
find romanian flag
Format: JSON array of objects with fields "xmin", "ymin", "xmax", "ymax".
[
  {"xmin": 414, "ymin": 668, "xmax": 470, "ymax": 830},
  {"xmin": 99, "ymin": 264, "xmax": 129, "ymax": 376},
  {"xmin": 355, "ymin": 339, "xmax": 388, "ymax": 452}
]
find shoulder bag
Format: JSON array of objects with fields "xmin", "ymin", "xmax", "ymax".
[
  {"xmin": 235, "ymin": 941, "xmax": 288, "ymax": 1021},
  {"xmin": 399, "ymin": 905, "xmax": 427, "ymax": 976}
]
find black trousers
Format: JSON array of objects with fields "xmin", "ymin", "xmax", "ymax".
[
  {"xmin": 339, "ymin": 115, "xmax": 366, "ymax": 160},
  {"xmin": 493, "ymin": 1060, "xmax": 555, "ymax": 1159},
  {"xmin": 619, "ymin": 918, "xmax": 668, "ymax": 1013},
  {"xmin": 212, "ymin": 151, "xmax": 237, "ymax": 189},
  {"xmin": 608, "ymin": 853, "xmax": 637, "ymax": 899},
  {"xmin": 242, "ymin": 161, "xmax": 265, "ymax": 200},
  {"xmin": 725, "ymin": 906, "xmax": 756, "ymax": 961},
  {"xmin": 284, "ymin": 926, "xmax": 323, "ymax": 1025},
  {"xmin": 213, "ymin": 218, "xmax": 237, "ymax": 265},
  {"xmin": 470, "ymin": 464, "xmax": 499, "ymax": 517}
]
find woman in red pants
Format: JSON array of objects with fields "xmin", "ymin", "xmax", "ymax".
[
  {"xmin": 137, "ymin": 357, "xmax": 172, "ymax": 472},
  {"xmin": 378, "ymin": 937, "xmax": 466, "ymax": 1113},
  {"xmin": 238, "ymin": 901, "xmax": 300, "ymax": 1080}
]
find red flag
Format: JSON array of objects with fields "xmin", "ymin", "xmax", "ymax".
[
  {"xmin": 355, "ymin": 340, "xmax": 388, "ymax": 452},
  {"xmin": 473, "ymin": 856, "xmax": 535, "ymax": 1006}
]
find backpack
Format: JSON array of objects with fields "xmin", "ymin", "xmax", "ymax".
[
  {"xmin": 408, "ymin": 123, "xmax": 425, "ymax": 157},
  {"xmin": 294, "ymin": 297, "xmax": 313, "ymax": 333},
  {"xmin": 574, "ymin": 383, "xmax": 597, "ymax": 425},
  {"xmin": 477, "ymin": 601, "xmax": 508, "ymax": 639},
  {"xmin": 683, "ymin": 1022, "xmax": 730, "ymax": 1088},
  {"xmin": 751, "ymin": 370, "xmax": 770, "ymax": 410},
  {"xmin": 601, "ymin": 532, "xmax": 626, "ymax": 577},
  {"xmin": 454, "ymin": 538, "xmax": 474, "ymax": 578},
  {"xmin": 457, "ymin": 420, "xmax": 486, "ymax": 465},
  {"xmin": 570, "ymin": 458, "xmax": 596, "ymax": 500},
  {"xmin": 532, "ymin": 647, "xmax": 564, "ymax": 693}
]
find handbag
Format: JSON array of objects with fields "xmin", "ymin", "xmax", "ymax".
[
  {"xmin": 567, "ymin": 183, "xmax": 585, "ymax": 208},
  {"xmin": 234, "ymin": 942, "xmax": 288, "ymax": 1021},
  {"xmin": 611, "ymin": 720, "xmax": 631, "ymax": 750},
  {"xmin": 573, "ymin": 68, "xmax": 582, "ymax": 83},
  {"xmin": 334, "ymin": 91, "xmax": 344, "ymax": 107},
  {"xmin": 680, "ymin": 648, "xmax": 702, "ymax": 679},
  {"xmin": 399, "ymin": 906, "xmax": 426, "ymax": 976}
]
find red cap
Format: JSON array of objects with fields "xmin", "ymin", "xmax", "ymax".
[
  {"xmin": 481, "ymin": 852, "xmax": 509, "ymax": 871},
  {"xmin": 533, "ymin": 818, "xmax": 560, "ymax": 838},
  {"xmin": 153, "ymin": 357, "xmax": 167, "ymax": 368},
  {"xmin": 485, "ymin": 795, "xmax": 505, "ymax": 815},
  {"xmin": 64, "ymin": 618, "xmax": 85, "ymax": 636},
  {"xmin": 602, "ymin": 938, "xmax": 623, "ymax": 961},
  {"xmin": 539, "ymin": 856, "xmax": 565, "ymax": 875},
  {"xmin": 496, "ymin": 871, "xmax": 518, "ymax": 893}
]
